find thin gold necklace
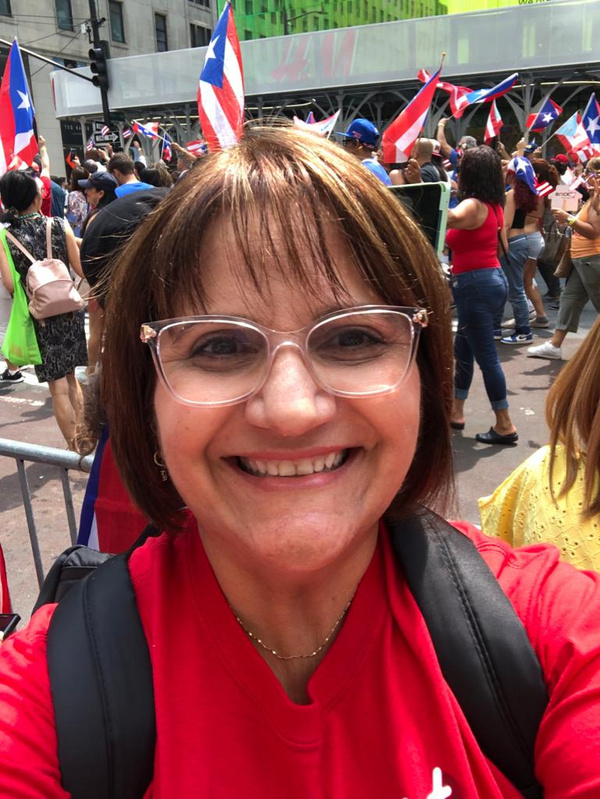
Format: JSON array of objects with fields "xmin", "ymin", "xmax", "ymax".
[{"xmin": 233, "ymin": 593, "xmax": 356, "ymax": 661}]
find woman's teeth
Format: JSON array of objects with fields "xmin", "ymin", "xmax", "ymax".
[{"xmin": 238, "ymin": 450, "xmax": 348, "ymax": 477}]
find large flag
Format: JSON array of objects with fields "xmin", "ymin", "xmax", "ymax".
[
  {"xmin": 582, "ymin": 93, "xmax": 600, "ymax": 147},
  {"xmin": 197, "ymin": 1, "xmax": 244, "ymax": 151},
  {"xmin": 526, "ymin": 97, "xmax": 562, "ymax": 133},
  {"xmin": 555, "ymin": 112, "xmax": 589, "ymax": 152},
  {"xmin": 417, "ymin": 69, "xmax": 471, "ymax": 117},
  {"xmin": 133, "ymin": 121, "xmax": 159, "ymax": 139},
  {"xmin": 382, "ymin": 67, "xmax": 442, "ymax": 163},
  {"xmin": 484, "ymin": 100, "xmax": 503, "ymax": 144},
  {"xmin": 0, "ymin": 38, "xmax": 38, "ymax": 176},
  {"xmin": 453, "ymin": 73, "xmax": 519, "ymax": 119},
  {"xmin": 293, "ymin": 110, "xmax": 340, "ymax": 137}
]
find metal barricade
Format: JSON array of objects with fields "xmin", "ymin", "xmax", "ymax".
[{"xmin": 0, "ymin": 438, "xmax": 94, "ymax": 588}]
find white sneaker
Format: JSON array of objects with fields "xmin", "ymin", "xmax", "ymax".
[{"xmin": 527, "ymin": 341, "xmax": 562, "ymax": 360}]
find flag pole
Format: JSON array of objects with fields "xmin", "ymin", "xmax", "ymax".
[{"xmin": 415, "ymin": 52, "xmax": 446, "ymax": 156}]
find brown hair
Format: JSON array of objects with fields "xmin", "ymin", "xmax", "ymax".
[
  {"xmin": 101, "ymin": 124, "xmax": 454, "ymax": 530},
  {"xmin": 108, "ymin": 152, "xmax": 135, "ymax": 176},
  {"xmin": 532, "ymin": 159, "xmax": 560, "ymax": 190},
  {"xmin": 547, "ymin": 315, "xmax": 600, "ymax": 518}
]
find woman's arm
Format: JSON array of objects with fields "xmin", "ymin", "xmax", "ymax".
[
  {"xmin": 435, "ymin": 119, "xmax": 454, "ymax": 159},
  {"xmin": 447, "ymin": 198, "xmax": 487, "ymax": 230},
  {"xmin": 0, "ymin": 241, "xmax": 14, "ymax": 296},
  {"xmin": 64, "ymin": 221, "xmax": 84, "ymax": 278},
  {"xmin": 553, "ymin": 205, "xmax": 600, "ymax": 240},
  {"xmin": 503, "ymin": 190, "xmax": 515, "ymax": 235}
]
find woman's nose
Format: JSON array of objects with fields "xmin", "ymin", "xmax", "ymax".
[{"xmin": 244, "ymin": 346, "xmax": 337, "ymax": 436}]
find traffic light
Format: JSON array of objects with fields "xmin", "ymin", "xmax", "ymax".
[{"xmin": 89, "ymin": 45, "xmax": 109, "ymax": 92}]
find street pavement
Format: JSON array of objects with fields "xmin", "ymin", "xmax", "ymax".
[{"xmin": 0, "ymin": 301, "xmax": 596, "ymax": 618}]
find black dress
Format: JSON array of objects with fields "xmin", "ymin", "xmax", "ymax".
[{"xmin": 7, "ymin": 215, "xmax": 87, "ymax": 383}]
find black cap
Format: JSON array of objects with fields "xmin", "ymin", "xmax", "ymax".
[{"xmin": 78, "ymin": 171, "xmax": 118, "ymax": 192}]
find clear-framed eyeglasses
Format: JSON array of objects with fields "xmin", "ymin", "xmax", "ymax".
[{"xmin": 140, "ymin": 305, "xmax": 429, "ymax": 407}]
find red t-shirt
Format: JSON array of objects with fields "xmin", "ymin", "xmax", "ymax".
[
  {"xmin": 446, "ymin": 203, "xmax": 504, "ymax": 273},
  {"xmin": 1, "ymin": 520, "xmax": 600, "ymax": 798},
  {"xmin": 40, "ymin": 175, "xmax": 52, "ymax": 217}
]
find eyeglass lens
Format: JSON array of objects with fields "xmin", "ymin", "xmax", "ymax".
[{"xmin": 155, "ymin": 310, "xmax": 415, "ymax": 404}]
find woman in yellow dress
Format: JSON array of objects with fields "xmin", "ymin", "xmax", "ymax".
[{"xmin": 479, "ymin": 314, "xmax": 600, "ymax": 570}]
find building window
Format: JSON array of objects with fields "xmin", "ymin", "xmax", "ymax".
[
  {"xmin": 190, "ymin": 24, "xmax": 212, "ymax": 48},
  {"xmin": 0, "ymin": 0, "xmax": 11, "ymax": 17},
  {"xmin": 155, "ymin": 13, "xmax": 168, "ymax": 52},
  {"xmin": 189, "ymin": 0, "xmax": 210, "ymax": 6},
  {"xmin": 109, "ymin": 1, "xmax": 125, "ymax": 43},
  {"xmin": 56, "ymin": 0, "xmax": 73, "ymax": 30}
]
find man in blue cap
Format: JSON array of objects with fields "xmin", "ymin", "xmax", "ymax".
[{"xmin": 337, "ymin": 119, "xmax": 391, "ymax": 186}]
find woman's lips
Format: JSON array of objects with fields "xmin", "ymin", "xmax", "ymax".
[{"xmin": 236, "ymin": 448, "xmax": 350, "ymax": 478}]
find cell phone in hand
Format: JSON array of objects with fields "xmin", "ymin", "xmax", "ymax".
[{"xmin": 0, "ymin": 614, "xmax": 20, "ymax": 641}]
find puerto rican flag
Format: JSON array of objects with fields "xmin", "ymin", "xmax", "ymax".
[
  {"xmin": 417, "ymin": 69, "xmax": 471, "ymax": 118},
  {"xmin": 535, "ymin": 179, "xmax": 554, "ymax": 199},
  {"xmin": 293, "ymin": 110, "xmax": 341, "ymax": 137},
  {"xmin": 484, "ymin": 100, "xmax": 503, "ymax": 144},
  {"xmin": 198, "ymin": 1, "xmax": 244, "ymax": 151},
  {"xmin": 161, "ymin": 132, "xmax": 172, "ymax": 162},
  {"xmin": 582, "ymin": 93, "xmax": 600, "ymax": 147},
  {"xmin": 100, "ymin": 124, "xmax": 111, "ymax": 136},
  {"xmin": 0, "ymin": 38, "xmax": 38, "ymax": 176},
  {"xmin": 453, "ymin": 73, "xmax": 519, "ymax": 119},
  {"xmin": 555, "ymin": 112, "xmax": 590, "ymax": 153},
  {"xmin": 185, "ymin": 139, "xmax": 207, "ymax": 155},
  {"xmin": 382, "ymin": 66, "xmax": 441, "ymax": 163},
  {"xmin": 133, "ymin": 121, "xmax": 160, "ymax": 139},
  {"xmin": 526, "ymin": 97, "xmax": 562, "ymax": 133},
  {"xmin": 86, "ymin": 136, "xmax": 94, "ymax": 152}
]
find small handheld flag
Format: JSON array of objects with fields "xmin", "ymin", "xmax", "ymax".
[
  {"xmin": 100, "ymin": 124, "xmax": 111, "ymax": 136},
  {"xmin": 582, "ymin": 94, "xmax": 600, "ymax": 147},
  {"xmin": 526, "ymin": 97, "xmax": 562, "ymax": 133},
  {"xmin": 382, "ymin": 65, "xmax": 442, "ymax": 163},
  {"xmin": 484, "ymin": 100, "xmax": 503, "ymax": 145},
  {"xmin": 293, "ymin": 110, "xmax": 340, "ymax": 137},
  {"xmin": 0, "ymin": 38, "xmax": 38, "ymax": 176},
  {"xmin": 161, "ymin": 132, "xmax": 172, "ymax": 162},
  {"xmin": 535, "ymin": 179, "xmax": 554, "ymax": 199},
  {"xmin": 185, "ymin": 139, "xmax": 207, "ymax": 156},
  {"xmin": 122, "ymin": 127, "xmax": 133, "ymax": 139},
  {"xmin": 133, "ymin": 121, "xmax": 160, "ymax": 139},
  {"xmin": 555, "ymin": 112, "xmax": 589, "ymax": 153},
  {"xmin": 197, "ymin": 1, "xmax": 244, "ymax": 151},
  {"xmin": 453, "ymin": 73, "xmax": 518, "ymax": 119},
  {"xmin": 86, "ymin": 136, "xmax": 94, "ymax": 152}
]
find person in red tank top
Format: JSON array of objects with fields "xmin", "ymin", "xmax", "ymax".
[{"xmin": 446, "ymin": 146, "xmax": 518, "ymax": 445}]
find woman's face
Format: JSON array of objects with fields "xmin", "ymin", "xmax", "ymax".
[
  {"xmin": 153, "ymin": 217, "xmax": 422, "ymax": 578},
  {"xmin": 85, "ymin": 186, "xmax": 103, "ymax": 206}
]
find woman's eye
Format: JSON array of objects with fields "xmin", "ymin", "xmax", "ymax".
[
  {"xmin": 317, "ymin": 327, "xmax": 387, "ymax": 357},
  {"xmin": 190, "ymin": 334, "xmax": 251, "ymax": 357}
]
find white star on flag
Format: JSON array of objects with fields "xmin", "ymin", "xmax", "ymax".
[
  {"xmin": 586, "ymin": 115, "xmax": 600, "ymax": 137},
  {"xmin": 205, "ymin": 35, "xmax": 219, "ymax": 61},
  {"xmin": 542, "ymin": 113, "xmax": 553, "ymax": 123},
  {"xmin": 17, "ymin": 90, "xmax": 30, "ymax": 111}
]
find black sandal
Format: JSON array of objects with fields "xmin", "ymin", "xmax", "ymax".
[{"xmin": 475, "ymin": 427, "xmax": 518, "ymax": 446}]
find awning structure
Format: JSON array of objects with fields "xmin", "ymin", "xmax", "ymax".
[{"xmin": 51, "ymin": 0, "xmax": 600, "ymax": 145}]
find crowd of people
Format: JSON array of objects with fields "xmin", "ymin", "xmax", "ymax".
[{"xmin": 0, "ymin": 120, "xmax": 600, "ymax": 796}]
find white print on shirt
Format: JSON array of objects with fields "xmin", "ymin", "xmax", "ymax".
[{"xmin": 401, "ymin": 767, "xmax": 453, "ymax": 799}]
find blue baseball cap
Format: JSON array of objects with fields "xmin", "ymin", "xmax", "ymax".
[{"xmin": 337, "ymin": 119, "xmax": 380, "ymax": 148}]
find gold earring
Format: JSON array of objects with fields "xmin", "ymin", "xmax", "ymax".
[{"xmin": 153, "ymin": 451, "xmax": 168, "ymax": 482}]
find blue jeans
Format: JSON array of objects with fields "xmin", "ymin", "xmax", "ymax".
[
  {"xmin": 451, "ymin": 268, "xmax": 509, "ymax": 410},
  {"xmin": 501, "ymin": 234, "xmax": 531, "ymax": 334}
]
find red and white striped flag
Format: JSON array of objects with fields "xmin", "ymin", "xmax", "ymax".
[
  {"xmin": 382, "ymin": 67, "xmax": 441, "ymax": 163},
  {"xmin": 86, "ymin": 136, "xmax": 94, "ymax": 152},
  {"xmin": 186, "ymin": 139, "xmax": 207, "ymax": 155},
  {"xmin": 100, "ymin": 124, "xmax": 110, "ymax": 136},
  {"xmin": 197, "ymin": 1, "xmax": 244, "ymax": 152},
  {"xmin": 417, "ymin": 69, "xmax": 471, "ymax": 118},
  {"xmin": 122, "ymin": 127, "xmax": 133, "ymax": 139},
  {"xmin": 535, "ymin": 179, "xmax": 554, "ymax": 199},
  {"xmin": 484, "ymin": 100, "xmax": 503, "ymax": 144}
]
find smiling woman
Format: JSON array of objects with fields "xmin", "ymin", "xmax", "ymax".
[{"xmin": 1, "ymin": 125, "xmax": 600, "ymax": 799}]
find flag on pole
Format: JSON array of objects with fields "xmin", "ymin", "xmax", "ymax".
[
  {"xmin": 197, "ymin": 1, "xmax": 244, "ymax": 151},
  {"xmin": 306, "ymin": 111, "xmax": 316, "ymax": 124},
  {"xmin": 453, "ymin": 73, "xmax": 519, "ymax": 119},
  {"xmin": 86, "ymin": 136, "xmax": 95, "ymax": 152},
  {"xmin": 484, "ymin": 100, "xmax": 503, "ymax": 144},
  {"xmin": 0, "ymin": 38, "xmax": 38, "ymax": 176},
  {"xmin": 100, "ymin": 124, "xmax": 111, "ymax": 136},
  {"xmin": 186, "ymin": 139, "xmax": 207, "ymax": 155},
  {"xmin": 417, "ymin": 69, "xmax": 471, "ymax": 118},
  {"xmin": 555, "ymin": 112, "xmax": 589, "ymax": 152},
  {"xmin": 526, "ymin": 97, "xmax": 562, "ymax": 133},
  {"xmin": 161, "ymin": 132, "xmax": 172, "ymax": 162},
  {"xmin": 382, "ymin": 67, "xmax": 442, "ymax": 163},
  {"xmin": 133, "ymin": 121, "xmax": 160, "ymax": 139},
  {"xmin": 122, "ymin": 126, "xmax": 133, "ymax": 139},
  {"xmin": 582, "ymin": 93, "xmax": 600, "ymax": 147},
  {"xmin": 293, "ymin": 110, "xmax": 341, "ymax": 137}
]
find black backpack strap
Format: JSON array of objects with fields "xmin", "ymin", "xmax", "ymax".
[
  {"xmin": 389, "ymin": 507, "xmax": 547, "ymax": 799},
  {"xmin": 47, "ymin": 546, "xmax": 156, "ymax": 799}
]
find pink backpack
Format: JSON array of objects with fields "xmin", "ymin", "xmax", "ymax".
[{"xmin": 5, "ymin": 217, "xmax": 85, "ymax": 321}]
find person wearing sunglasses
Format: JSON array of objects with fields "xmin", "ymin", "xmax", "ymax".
[{"xmin": 1, "ymin": 126, "xmax": 600, "ymax": 797}]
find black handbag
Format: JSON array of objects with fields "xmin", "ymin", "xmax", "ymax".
[{"xmin": 540, "ymin": 220, "xmax": 570, "ymax": 266}]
